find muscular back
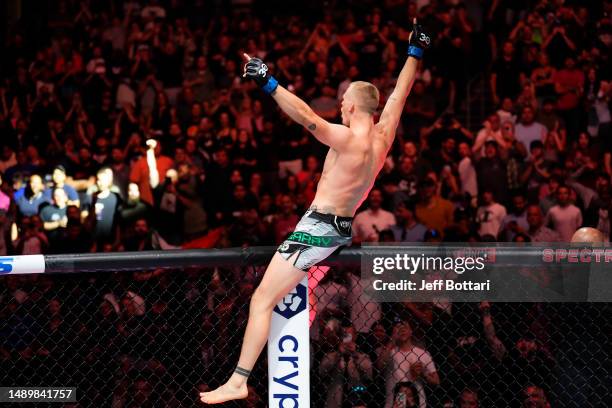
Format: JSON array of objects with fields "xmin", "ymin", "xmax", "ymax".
[{"xmin": 312, "ymin": 123, "xmax": 389, "ymax": 216}]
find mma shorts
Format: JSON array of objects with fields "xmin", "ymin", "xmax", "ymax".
[{"xmin": 277, "ymin": 209, "xmax": 353, "ymax": 271}]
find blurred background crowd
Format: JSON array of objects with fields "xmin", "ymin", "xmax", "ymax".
[{"xmin": 0, "ymin": 0, "xmax": 610, "ymax": 407}]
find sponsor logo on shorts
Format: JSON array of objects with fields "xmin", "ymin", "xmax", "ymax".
[
  {"xmin": 288, "ymin": 232, "xmax": 334, "ymax": 247},
  {"xmin": 274, "ymin": 283, "xmax": 307, "ymax": 319}
]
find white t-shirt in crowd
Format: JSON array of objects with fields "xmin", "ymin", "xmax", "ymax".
[
  {"xmin": 546, "ymin": 204, "xmax": 583, "ymax": 242},
  {"xmin": 515, "ymin": 121, "xmax": 546, "ymax": 152},
  {"xmin": 384, "ymin": 346, "xmax": 437, "ymax": 408},
  {"xmin": 352, "ymin": 209, "xmax": 396, "ymax": 242},
  {"xmin": 458, "ymin": 156, "xmax": 478, "ymax": 197},
  {"xmin": 476, "ymin": 202, "xmax": 507, "ymax": 237}
]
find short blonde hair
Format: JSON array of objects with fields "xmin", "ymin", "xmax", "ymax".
[{"xmin": 348, "ymin": 81, "xmax": 380, "ymax": 114}]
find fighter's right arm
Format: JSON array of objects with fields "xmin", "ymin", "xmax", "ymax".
[
  {"xmin": 378, "ymin": 20, "xmax": 431, "ymax": 149},
  {"xmin": 271, "ymin": 86, "xmax": 352, "ymax": 150},
  {"xmin": 243, "ymin": 54, "xmax": 352, "ymax": 150}
]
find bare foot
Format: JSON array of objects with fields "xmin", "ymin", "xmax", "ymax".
[{"xmin": 199, "ymin": 378, "xmax": 248, "ymax": 405}]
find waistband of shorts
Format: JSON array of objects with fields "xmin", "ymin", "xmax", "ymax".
[{"xmin": 306, "ymin": 209, "xmax": 353, "ymax": 224}]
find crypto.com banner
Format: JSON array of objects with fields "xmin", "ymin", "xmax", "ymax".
[
  {"xmin": 361, "ymin": 243, "xmax": 612, "ymax": 302},
  {"xmin": 268, "ymin": 277, "xmax": 310, "ymax": 407}
]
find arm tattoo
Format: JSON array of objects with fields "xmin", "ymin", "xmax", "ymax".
[{"xmin": 308, "ymin": 123, "xmax": 316, "ymax": 131}]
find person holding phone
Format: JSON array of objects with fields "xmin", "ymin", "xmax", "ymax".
[{"xmin": 319, "ymin": 326, "xmax": 373, "ymax": 408}]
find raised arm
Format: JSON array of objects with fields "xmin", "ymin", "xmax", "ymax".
[
  {"xmin": 272, "ymin": 86, "xmax": 351, "ymax": 149},
  {"xmin": 243, "ymin": 53, "xmax": 351, "ymax": 150},
  {"xmin": 378, "ymin": 20, "xmax": 431, "ymax": 148}
]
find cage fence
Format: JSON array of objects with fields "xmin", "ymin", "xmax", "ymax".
[{"xmin": 0, "ymin": 248, "xmax": 609, "ymax": 408}]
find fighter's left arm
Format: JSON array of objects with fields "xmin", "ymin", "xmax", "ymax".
[{"xmin": 377, "ymin": 19, "xmax": 431, "ymax": 150}]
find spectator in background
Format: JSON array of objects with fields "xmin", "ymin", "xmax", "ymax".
[
  {"xmin": 526, "ymin": 204, "xmax": 560, "ymax": 243},
  {"xmin": 124, "ymin": 218, "xmax": 154, "ymax": 251},
  {"xmin": 392, "ymin": 381, "xmax": 420, "ymax": 408},
  {"xmin": 476, "ymin": 141, "xmax": 508, "ymax": 205},
  {"xmin": 500, "ymin": 192, "xmax": 529, "ymax": 242},
  {"xmin": 352, "ymin": 189, "xmax": 396, "ymax": 243},
  {"xmin": 521, "ymin": 385, "xmax": 551, "ymax": 408},
  {"xmin": 496, "ymin": 98, "xmax": 517, "ymax": 125},
  {"xmin": 537, "ymin": 99, "xmax": 566, "ymax": 138},
  {"xmin": 227, "ymin": 205, "xmax": 267, "ymax": 246},
  {"xmin": 119, "ymin": 183, "xmax": 148, "ymax": 225},
  {"xmin": 0, "ymin": 146, "xmax": 18, "ymax": 174},
  {"xmin": 403, "ymin": 80, "xmax": 436, "ymax": 138},
  {"xmin": 14, "ymin": 174, "xmax": 49, "ymax": 217},
  {"xmin": 311, "ymin": 85, "xmax": 340, "ymax": 121},
  {"xmin": 109, "ymin": 146, "xmax": 130, "ymax": 199},
  {"xmin": 472, "ymin": 113, "xmax": 504, "ymax": 159},
  {"xmin": 545, "ymin": 185, "xmax": 583, "ymax": 242},
  {"xmin": 45, "ymin": 165, "xmax": 80, "ymax": 207},
  {"xmin": 130, "ymin": 139, "xmax": 173, "ymax": 207},
  {"xmin": 390, "ymin": 200, "xmax": 427, "ymax": 242},
  {"xmin": 490, "ymin": 41, "xmax": 521, "ymax": 105},
  {"xmin": 184, "ymin": 56, "xmax": 216, "ymax": 103},
  {"xmin": 531, "ymin": 53, "xmax": 556, "ymax": 102},
  {"xmin": 382, "ymin": 156, "xmax": 420, "ymax": 210},
  {"xmin": 539, "ymin": 176, "xmax": 562, "ymax": 215},
  {"xmin": 269, "ymin": 195, "xmax": 299, "ymax": 244},
  {"xmin": 458, "ymin": 388, "xmax": 480, "ymax": 408},
  {"xmin": 277, "ymin": 117, "xmax": 307, "ymax": 179},
  {"xmin": 87, "ymin": 168, "xmax": 122, "ymax": 244},
  {"xmin": 320, "ymin": 325, "xmax": 373, "ymax": 408},
  {"xmin": 0, "ymin": 173, "xmax": 11, "ymax": 212},
  {"xmin": 415, "ymin": 177, "xmax": 454, "ymax": 235},
  {"xmin": 40, "ymin": 188, "xmax": 68, "ymax": 240},
  {"xmin": 521, "ymin": 141, "xmax": 552, "ymax": 202},
  {"xmin": 377, "ymin": 318, "xmax": 439, "ymax": 408},
  {"xmin": 476, "ymin": 190, "xmax": 507, "ymax": 238},
  {"xmin": 14, "ymin": 215, "xmax": 48, "ymax": 254},
  {"xmin": 515, "ymin": 106, "xmax": 547, "ymax": 155},
  {"xmin": 0, "ymin": 210, "xmax": 11, "ymax": 255},
  {"xmin": 553, "ymin": 57, "xmax": 585, "ymax": 138},
  {"xmin": 458, "ymin": 141, "xmax": 478, "ymax": 200},
  {"xmin": 53, "ymin": 219, "xmax": 92, "ymax": 254},
  {"xmin": 584, "ymin": 175, "xmax": 611, "ymax": 241},
  {"xmin": 175, "ymin": 162, "xmax": 208, "ymax": 241}
]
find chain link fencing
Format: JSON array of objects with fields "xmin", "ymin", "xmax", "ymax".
[{"xmin": 0, "ymin": 250, "xmax": 609, "ymax": 407}]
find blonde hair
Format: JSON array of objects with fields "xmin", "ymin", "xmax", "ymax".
[{"xmin": 348, "ymin": 81, "xmax": 380, "ymax": 114}]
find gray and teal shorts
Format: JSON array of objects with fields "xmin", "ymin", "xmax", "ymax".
[{"xmin": 277, "ymin": 209, "xmax": 353, "ymax": 271}]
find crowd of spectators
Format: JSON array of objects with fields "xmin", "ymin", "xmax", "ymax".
[{"xmin": 1, "ymin": 0, "xmax": 610, "ymax": 407}]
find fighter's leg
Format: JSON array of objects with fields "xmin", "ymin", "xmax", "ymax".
[{"xmin": 200, "ymin": 252, "xmax": 305, "ymax": 404}]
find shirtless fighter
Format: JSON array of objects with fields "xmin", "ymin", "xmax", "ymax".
[{"xmin": 200, "ymin": 19, "xmax": 431, "ymax": 404}]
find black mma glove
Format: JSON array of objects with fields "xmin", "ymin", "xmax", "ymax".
[
  {"xmin": 243, "ymin": 57, "xmax": 279, "ymax": 95},
  {"xmin": 407, "ymin": 21, "xmax": 431, "ymax": 60}
]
